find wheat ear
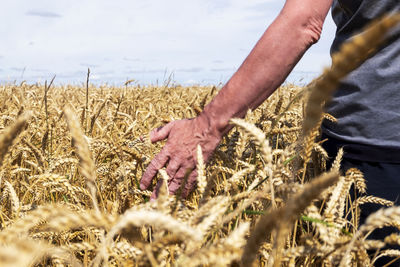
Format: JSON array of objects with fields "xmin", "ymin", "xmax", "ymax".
[
  {"xmin": 64, "ymin": 107, "xmax": 99, "ymax": 211},
  {"xmin": 346, "ymin": 168, "xmax": 367, "ymax": 194},
  {"xmin": 0, "ymin": 113, "xmax": 31, "ymax": 167},
  {"xmin": 372, "ymin": 249, "xmax": 400, "ymax": 265},
  {"xmin": 196, "ymin": 145, "xmax": 207, "ymax": 198},
  {"xmin": 230, "ymin": 118, "xmax": 272, "ymax": 166},
  {"xmin": 3, "ymin": 181, "xmax": 20, "ymax": 217},
  {"xmin": 385, "ymin": 234, "xmax": 400, "ymax": 246},
  {"xmin": 355, "ymin": 196, "xmax": 394, "ymax": 207}
]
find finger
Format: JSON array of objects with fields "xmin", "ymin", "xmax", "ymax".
[
  {"xmin": 168, "ymin": 177, "xmax": 182, "ymax": 196},
  {"xmin": 140, "ymin": 149, "xmax": 169, "ymax": 190},
  {"xmin": 150, "ymin": 122, "xmax": 175, "ymax": 143},
  {"xmin": 150, "ymin": 179, "xmax": 164, "ymax": 200},
  {"xmin": 168, "ymin": 166, "xmax": 193, "ymax": 196},
  {"xmin": 166, "ymin": 159, "xmax": 181, "ymax": 181},
  {"xmin": 182, "ymin": 170, "xmax": 198, "ymax": 198}
]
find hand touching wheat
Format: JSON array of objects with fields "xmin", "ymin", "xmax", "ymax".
[{"xmin": 140, "ymin": 115, "xmax": 221, "ymax": 199}]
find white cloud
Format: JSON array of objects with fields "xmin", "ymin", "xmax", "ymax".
[{"xmin": 25, "ymin": 10, "xmax": 62, "ymax": 18}]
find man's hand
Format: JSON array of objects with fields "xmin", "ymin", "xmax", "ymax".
[{"xmin": 140, "ymin": 113, "xmax": 221, "ymax": 199}]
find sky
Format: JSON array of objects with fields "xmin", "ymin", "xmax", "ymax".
[{"xmin": 0, "ymin": 0, "xmax": 337, "ymax": 86}]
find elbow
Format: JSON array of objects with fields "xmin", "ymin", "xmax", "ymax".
[
  {"xmin": 302, "ymin": 16, "xmax": 324, "ymax": 45},
  {"xmin": 279, "ymin": 0, "xmax": 329, "ymax": 46},
  {"xmin": 304, "ymin": 17, "xmax": 323, "ymax": 45}
]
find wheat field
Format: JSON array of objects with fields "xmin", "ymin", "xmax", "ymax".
[{"xmin": 0, "ymin": 13, "xmax": 400, "ymax": 267}]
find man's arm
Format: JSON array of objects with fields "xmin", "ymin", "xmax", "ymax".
[
  {"xmin": 140, "ymin": 0, "xmax": 333, "ymax": 198},
  {"xmin": 203, "ymin": 0, "xmax": 333, "ymax": 135}
]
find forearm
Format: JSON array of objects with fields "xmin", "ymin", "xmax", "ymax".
[{"xmin": 201, "ymin": 0, "xmax": 332, "ymax": 136}]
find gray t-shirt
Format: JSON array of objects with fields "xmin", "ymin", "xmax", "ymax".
[{"xmin": 322, "ymin": 0, "xmax": 400, "ymax": 162}]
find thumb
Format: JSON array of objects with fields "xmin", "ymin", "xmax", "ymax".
[{"xmin": 150, "ymin": 121, "xmax": 175, "ymax": 143}]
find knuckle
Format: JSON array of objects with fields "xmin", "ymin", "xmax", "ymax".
[
  {"xmin": 149, "ymin": 160, "xmax": 159, "ymax": 169},
  {"xmin": 168, "ymin": 180, "xmax": 181, "ymax": 193},
  {"xmin": 149, "ymin": 155, "xmax": 165, "ymax": 169},
  {"xmin": 141, "ymin": 176, "xmax": 151, "ymax": 186}
]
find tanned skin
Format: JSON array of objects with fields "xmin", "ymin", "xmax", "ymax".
[{"xmin": 140, "ymin": 0, "xmax": 334, "ymax": 199}]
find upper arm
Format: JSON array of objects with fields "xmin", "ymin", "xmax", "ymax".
[{"xmin": 280, "ymin": 0, "xmax": 334, "ymax": 43}]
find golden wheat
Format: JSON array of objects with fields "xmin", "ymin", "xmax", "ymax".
[{"xmin": 0, "ymin": 13, "xmax": 398, "ymax": 267}]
